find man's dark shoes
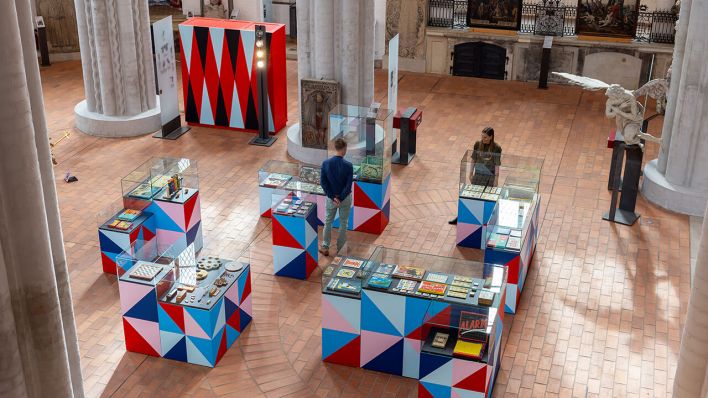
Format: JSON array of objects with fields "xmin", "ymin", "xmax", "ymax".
[
  {"xmin": 319, "ymin": 247, "xmax": 330, "ymax": 257},
  {"xmin": 448, "ymin": 218, "xmax": 458, "ymax": 225}
]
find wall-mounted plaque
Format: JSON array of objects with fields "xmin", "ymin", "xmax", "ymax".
[{"xmin": 300, "ymin": 79, "xmax": 340, "ymax": 149}]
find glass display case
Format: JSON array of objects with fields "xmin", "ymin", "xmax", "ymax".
[
  {"xmin": 258, "ymin": 160, "xmax": 298, "ymax": 189},
  {"xmin": 459, "ymin": 152, "xmax": 542, "ymax": 201},
  {"xmin": 118, "ymin": 239, "xmax": 251, "ymax": 311},
  {"xmin": 122, "ymin": 157, "xmax": 199, "ymax": 203},
  {"xmin": 328, "ymin": 104, "xmax": 393, "ymax": 184},
  {"xmin": 271, "ymin": 188, "xmax": 317, "ymax": 219},
  {"xmin": 362, "ymin": 246, "xmax": 506, "ymax": 306},
  {"xmin": 96, "ymin": 201, "xmax": 153, "ymax": 234},
  {"xmin": 485, "ymin": 186, "xmax": 539, "ymax": 252},
  {"xmin": 321, "ymin": 242, "xmax": 378, "ymax": 299}
]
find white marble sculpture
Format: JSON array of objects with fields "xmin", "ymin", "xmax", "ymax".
[{"xmin": 552, "ymin": 72, "xmax": 668, "ymax": 147}]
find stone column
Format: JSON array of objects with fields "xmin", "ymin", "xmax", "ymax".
[
  {"xmin": 288, "ymin": 0, "xmax": 375, "ymax": 163},
  {"xmin": 642, "ymin": 0, "xmax": 708, "ymax": 216},
  {"xmin": 673, "ymin": 204, "xmax": 708, "ymax": 397},
  {"xmin": 73, "ymin": 0, "xmax": 161, "ymax": 137},
  {"xmin": 0, "ymin": 0, "xmax": 84, "ymax": 396}
]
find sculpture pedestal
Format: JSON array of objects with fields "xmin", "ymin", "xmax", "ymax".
[
  {"xmin": 642, "ymin": 160, "xmax": 708, "ymax": 217},
  {"xmin": 75, "ymin": 99, "xmax": 161, "ymax": 138}
]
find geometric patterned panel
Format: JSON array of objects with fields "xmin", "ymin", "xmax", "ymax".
[
  {"xmin": 99, "ymin": 213, "xmax": 156, "ymax": 275},
  {"xmin": 259, "ymin": 186, "xmax": 274, "ymax": 218},
  {"xmin": 457, "ymin": 197, "xmax": 495, "ymax": 249},
  {"xmin": 120, "ymin": 264, "xmax": 252, "ymax": 367},
  {"xmin": 418, "ymin": 352, "xmax": 492, "ymax": 398},
  {"xmin": 333, "ymin": 176, "xmax": 392, "ymax": 235},
  {"xmin": 360, "ymin": 289, "xmax": 430, "ymax": 378},
  {"xmin": 148, "ymin": 190, "xmax": 203, "ymax": 254},
  {"xmin": 272, "ymin": 208, "xmax": 318, "ymax": 280},
  {"xmin": 179, "ymin": 19, "xmax": 287, "ymax": 134},
  {"xmin": 322, "ymin": 294, "xmax": 361, "ymax": 366}
]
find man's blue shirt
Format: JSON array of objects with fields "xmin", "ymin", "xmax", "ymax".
[{"xmin": 320, "ymin": 155, "xmax": 353, "ymax": 200}]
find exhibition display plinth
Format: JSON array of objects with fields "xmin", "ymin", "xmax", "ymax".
[
  {"xmin": 271, "ymin": 191, "xmax": 319, "ymax": 279},
  {"xmin": 321, "ymin": 244, "xmax": 506, "ymax": 394},
  {"xmin": 483, "ymin": 185, "xmax": 540, "ymax": 314},
  {"xmin": 178, "ymin": 18, "xmax": 287, "ymax": 134},
  {"xmin": 98, "ymin": 205, "xmax": 157, "ymax": 275},
  {"xmin": 117, "ymin": 241, "xmax": 252, "ymax": 367},
  {"xmin": 99, "ymin": 157, "xmax": 203, "ymax": 274}
]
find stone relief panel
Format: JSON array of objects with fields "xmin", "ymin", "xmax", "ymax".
[
  {"xmin": 300, "ymin": 79, "xmax": 341, "ymax": 149},
  {"xmin": 386, "ymin": 0, "xmax": 427, "ymax": 59}
]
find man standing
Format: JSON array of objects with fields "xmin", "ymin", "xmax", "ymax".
[{"xmin": 319, "ymin": 138, "xmax": 354, "ymax": 256}]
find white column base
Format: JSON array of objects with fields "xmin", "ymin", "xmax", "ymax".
[
  {"xmin": 74, "ymin": 100, "xmax": 161, "ymax": 138},
  {"xmin": 642, "ymin": 159, "xmax": 708, "ymax": 216}
]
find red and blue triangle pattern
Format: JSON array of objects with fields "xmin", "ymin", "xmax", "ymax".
[
  {"xmin": 272, "ymin": 205, "xmax": 318, "ymax": 280},
  {"xmin": 456, "ymin": 197, "xmax": 496, "ymax": 249},
  {"xmin": 99, "ymin": 213, "xmax": 156, "ymax": 275},
  {"xmin": 146, "ymin": 190, "xmax": 203, "ymax": 255},
  {"xmin": 179, "ymin": 18, "xmax": 287, "ymax": 134},
  {"xmin": 119, "ymin": 266, "xmax": 252, "ymax": 367}
]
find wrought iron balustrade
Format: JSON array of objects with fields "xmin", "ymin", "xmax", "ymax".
[{"xmin": 427, "ymin": 0, "xmax": 677, "ymax": 43}]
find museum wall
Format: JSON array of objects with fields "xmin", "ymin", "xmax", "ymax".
[
  {"xmin": 36, "ymin": 0, "xmax": 79, "ymax": 53},
  {"xmin": 424, "ymin": 29, "xmax": 674, "ymax": 88}
]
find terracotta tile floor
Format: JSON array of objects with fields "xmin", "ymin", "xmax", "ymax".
[{"xmin": 41, "ymin": 60, "xmax": 689, "ymax": 398}]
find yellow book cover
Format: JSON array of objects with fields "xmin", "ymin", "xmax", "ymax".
[{"xmin": 453, "ymin": 340, "xmax": 484, "ymax": 359}]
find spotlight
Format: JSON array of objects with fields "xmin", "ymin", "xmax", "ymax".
[
  {"xmin": 256, "ymin": 39, "xmax": 264, "ymax": 48},
  {"xmin": 257, "ymin": 60, "xmax": 265, "ymax": 69},
  {"xmin": 256, "ymin": 50, "xmax": 264, "ymax": 58}
]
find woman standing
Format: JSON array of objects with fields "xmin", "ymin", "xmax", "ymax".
[{"xmin": 449, "ymin": 127, "xmax": 502, "ymax": 225}]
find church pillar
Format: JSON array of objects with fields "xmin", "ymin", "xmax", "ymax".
[
  {"xmin": 73, "ymin": 0, "xmax": 161, "ymax": 137},
  {"xmin": 642, "ymin": 0, "xmax": 708, "ymax": 216}
]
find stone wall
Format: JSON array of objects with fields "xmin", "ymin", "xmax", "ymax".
[{"xmin": 385, "ymin": 0, "xmax": 427, "ymax": 72}]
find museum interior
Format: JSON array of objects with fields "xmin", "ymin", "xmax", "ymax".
[{"xmin": 2, "ymin": 0, "xmax": 708, "ymax": 397}]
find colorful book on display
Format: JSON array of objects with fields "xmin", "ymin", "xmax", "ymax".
[
  {"xmin": 453, "ymin": 340, "xmax": 485, "ymax": 360},
  {"xmin": 367, "ymin": 274, "xmax": 392, "ymax": 289},
  {"xmin": 392, "ymin": 265, "xmax": 425, "ymax": 280}
]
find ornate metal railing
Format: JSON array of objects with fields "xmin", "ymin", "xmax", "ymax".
[{"xmin": 427, "ymin": 0, "xmax": 677, "ymax": 43}]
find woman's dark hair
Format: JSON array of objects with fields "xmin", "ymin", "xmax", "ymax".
[{"xmin": 482, "ymin": 127, "xmax": 494, "ymax": 137}]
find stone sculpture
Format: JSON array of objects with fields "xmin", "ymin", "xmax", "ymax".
[{"xmin": 552, "ymin": 72, "xmax": 668, "ymax": 147}]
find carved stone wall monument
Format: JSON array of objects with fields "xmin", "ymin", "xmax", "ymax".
[{"xmin": 300, "ymin": 79, "xmax": 341, "ymax": 149}]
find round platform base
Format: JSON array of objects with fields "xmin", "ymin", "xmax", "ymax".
[
  {"xmin": 642, "ymin": 159, "xmax": 708, "ymax": 216},
  {"xmin": 74, "ymin": 100, "xmax": 161, "ymax": 138},
  {"xmin": 286, "ymin": 123, "xmax": 387, "ymax": 165}
]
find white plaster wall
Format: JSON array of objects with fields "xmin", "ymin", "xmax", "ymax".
[{"xmin": 231, "ymin": 0, "xmax": 263, "ymax": 21}]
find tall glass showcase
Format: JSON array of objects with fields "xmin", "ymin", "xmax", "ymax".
[
  {"xmin": 457, "ymin": 152, "xmax": 543, "ymax": 249},
  {"xmin": 325, "ymin": 105, "xmax": 394, "ymax": 234}
]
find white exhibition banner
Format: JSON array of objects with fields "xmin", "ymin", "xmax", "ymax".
[
  {"xmin": 387, "ymin": 34, "xmax": 400, "ymax": 142},
  {"xmin": 152, "ymin": 16, "xmax": 180, "ymax": 126}
]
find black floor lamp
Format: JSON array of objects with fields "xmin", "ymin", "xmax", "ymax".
[{"xmin": 249, "ymin": 24, "xmax": 277, "ymax": 147}]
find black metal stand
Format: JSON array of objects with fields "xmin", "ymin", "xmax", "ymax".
[
  {"xmin": 153, "ymin": 115, "xmax": 191, "ymax": 140},
  {"xmin": 538, "ymin": 47, "xmax": 551, "ymax": 89},
  {"xmin": 250, "ymin": 25, "xmax": 277, "ymax": 147},
  {"xmin": 603, "ymin": 142, "xmax": 642, "ymax": 226}
]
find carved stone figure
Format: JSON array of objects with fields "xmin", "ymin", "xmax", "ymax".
[
  {"xmin": 553, "ymin": 72, "xmax": 668, "ymax": 147},
  {"xmin": 300, "ymin": 79, "xmax": 340, "ymax": 149}
]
